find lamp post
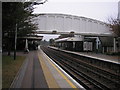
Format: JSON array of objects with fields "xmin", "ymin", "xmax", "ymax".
[{"xmin": 14, "ymin": 23, "xmax": 17, "ymax": 60}]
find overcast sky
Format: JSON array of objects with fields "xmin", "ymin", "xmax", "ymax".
[{"xmin": 33, "ymin": 0, "xmax": 120, "ymax": 41}]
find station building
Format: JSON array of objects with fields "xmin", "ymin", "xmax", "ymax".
[{"xmin": 54, "ymin": 34, "xmax": 117, "ymax": 53}]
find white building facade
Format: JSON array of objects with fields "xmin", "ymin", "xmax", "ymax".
[{"xmin": 36, "ymin": 13, "xmax": 111, "ymax": 35}]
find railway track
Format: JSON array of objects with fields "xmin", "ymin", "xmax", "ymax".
[{"xmin": 41, "ymin": 46, "xmax": 120, "ymax": 90}]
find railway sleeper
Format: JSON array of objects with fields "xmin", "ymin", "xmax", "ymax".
[
  {"xmin": 48, "ymin": 47, "xmax": 120, "ymax": 77},
  {"xmin": 59, "ymin": 55, "xmax": 120, "ymax": 85},
  {"xmin": 48, "ymin": 47, "xmax": 120, "ymax": 76},
  {"xmin": 59, "ymin": 58, "xmax": 119, "ymax": 89},
  {"xmin": 41, "ymin": 47, "xmax": 119, "ymax": 89},
  {"xmin": 66, "ymin": 60, "xmax": 120, "ymax": 89}
]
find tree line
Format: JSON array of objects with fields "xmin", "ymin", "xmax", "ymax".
[{"xmin": 2, "ymin": 2, "xmax": 47, "ymax": 55}]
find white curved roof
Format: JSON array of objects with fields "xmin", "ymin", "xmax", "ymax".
[
  {"xmin": 35, "ymin": 13, "xmax": 112, "ymax": 35},
  {"xmin": 38, "ymin": 13, "xmax": 108, "ymax": 25}
]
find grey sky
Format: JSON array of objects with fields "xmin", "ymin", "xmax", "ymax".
[{"xmin": 33, "ymin": 0, "xmax": 120, "ymax": 41}]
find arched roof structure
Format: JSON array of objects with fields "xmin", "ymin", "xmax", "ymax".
[{"xmin": 35, "ymin": 13, "xmax": 112, "ymax": 36}]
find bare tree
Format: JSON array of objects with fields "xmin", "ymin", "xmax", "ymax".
[
  {"xmin": 108, "ymin": 18, "xmax": 120, "ymax": 37},
  {"xmin": 108, "ymin": 17, "xmax": 120, "ymax": 53}
]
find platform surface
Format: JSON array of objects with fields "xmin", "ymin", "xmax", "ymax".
[{"xmin": 10, "ymin": 47, "xmax": 85, "ymax": 89}]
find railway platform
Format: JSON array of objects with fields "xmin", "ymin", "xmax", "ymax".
[
  {"xmin": 10, "ymin": 47, "xmax": 85, "ymax": 89},
  {"xmin": 49, "ymin": 46, "xmax": 120, "ymax": 64}
]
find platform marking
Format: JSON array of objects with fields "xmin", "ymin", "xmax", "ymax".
[
  {"xmin": 40, "ymin": 50, "xmax": 80, "ymax": 88},
  {"xmin": 38, "ymin": 52, "xmax": 60, "ymax": 88},
  {"xmin": 48, "ymin": 60, "xmax": 77, "ymax": 88}
]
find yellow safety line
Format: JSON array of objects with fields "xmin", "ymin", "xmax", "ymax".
[
  {"xmin": 42, "ymin": 51, "xmax": 77, "ymax": 88},
  {"xmin": 38, "ymin": 52, "xmax": 60, "ymax": 88},
  {"xmin": 48, "ymin": 59, "xmax": 77, "ymax": 88}
]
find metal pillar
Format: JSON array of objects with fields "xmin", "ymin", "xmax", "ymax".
[
  {"xmin": 25, "ymin": 39, "xmax": 28, "ymax": 49},
  {"xmin": 24, "ymin": 39, "xmax": 29, "ymax": 53},
  {"xmin": 113, "ymin": 38, "xmax": 116, "ymax": 53},
  {"xmin": 73, "ymin": 42, "xmax": 75, "ymax": 50},
  {"xmin": 102, "ymin": 47, "xmax": 104, "ymax": 53}
]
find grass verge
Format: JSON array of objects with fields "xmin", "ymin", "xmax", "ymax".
[{"xmin": 2, "ymin": 55, "xmax": 26, "ymax": 88}]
